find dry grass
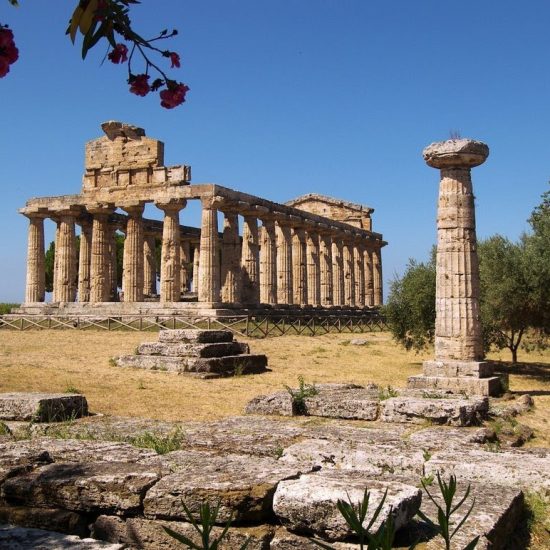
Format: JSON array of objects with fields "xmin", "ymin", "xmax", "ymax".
[{"xmin": 0, "ymin": 330, "xmax": 548, "ymax": 445}]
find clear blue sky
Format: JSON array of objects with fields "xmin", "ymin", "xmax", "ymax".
[{"xmin": 1, "ymin": 1, "xmax": 549, "ymax": 302}]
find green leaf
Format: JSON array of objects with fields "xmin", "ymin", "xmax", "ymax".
[
  {"xmin": 462, "ymin": 535, "xmax": 480, "ymax": 550},
  {"xmin": 162, "ymin": 526, "xmax": 201, "ymax": 549}
]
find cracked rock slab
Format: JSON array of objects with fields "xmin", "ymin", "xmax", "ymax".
[
  {"xmin": 158, "ymin": 329, "xmax": 234, "ymax": 343},
  {"xmin": 0, "ymin": 441, "xmax": 52, "ymax": 485},
  {"xmin": 142, "ymin": 449, "xmax": 305, "ymax": 523},
  {"xmin": 273, "ymin": 471, "xmax": 421, "ymax": 541},
  {"xmin": 2, "ymin": 461, "xmax": 161, "ymax": 515},
  {"xmin": 137, "ymin": 341, "xmax": 249, "ymax": 358},
  {"xmin": 0, "ymin": 393, "xmax": 88, "ymax": 422},
  {"xmin": 270, "ymin": 527, "xmax": 357, "ymax": 549}
]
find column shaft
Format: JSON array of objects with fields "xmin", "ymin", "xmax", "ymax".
[
  {"xmin": 24, "ymin": 216, "xmax": 46, "ymax": 303},
  {"xmin": 192, "ymin": 245, "xmax": 200, "ymax": 293},
  {"xmin": 373, "ymin": 248, "xmax": 383, "ymax": 307},
  {"xmin": 143, "ymin": 234, "xmax": 157, "ymax": 296},
  {"xmin": 292, "ymin": 228, "xmax": 308, "ymax": 306},
  {"xmin": 241, "ymin": 216, "xmax": 260, "ymax": 305},
  {"xmin": 332, "ymin": 240, "xmax": 345, "ymax": 306},
  {"xmin": 159, "ymin": 205, "xmax": 183, "ymax": 303},
  {"xmin": 78, "ymin": 221, "xmax": 92, "ymax": 302},
  {"xmin": 198, "ymin": 200, "xmax": 220, "ymax": 303},
  {"xmin": 53, "ymin": 215, "xmax": 77, "ymax": 302},
  {"xmin": 122, "ymin": 206, "xmax": 144, "ymax": 302},
  {"xmin": 180, "ymin": 240, "xmax": 191, "ymax": 294},
  {"xmin": 306, "ymin": 231, "xmax": 321, "ymax": 306},
  {"xmin": 276, "ymin": 222, "xmax": 293, "ymax": 305},
  {"xmin": 260, "ymin": 220, "xmax": 277, "ymax": 304},
  {"xmin": 363, "ymin": 247, "xmax": 374, "ymax": 307},
  {"xmin": 320, "ymin": 234, "xmax": 333, "ymax": 306},
  {"xmin": 221, "ymin": 212, "xmax": 242, "ymax": 304},
  {"xmin": 108, "ymin": 225, "xmax": 118, "ymax": 301},
  {"xmin": 343, "ymin": 242, "xmax": 355, "ymax": 306},
  {"xmin": 90, "ymin": 212, "xmax": 111, "ymax": 303},
  {"xmin": 354, "ymin": 243, "xmax": 365, "ymax": 307}
]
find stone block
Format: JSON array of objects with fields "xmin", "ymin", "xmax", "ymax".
[
  {"xmin": 92, "ymin": 515, "xmax": 274, "ymax": 549},
  {"xmin": 245, "ymin": 391, "xmax": 295, "ymax": 416},
  {"xmin": 137, "ymin": 341, "xmax": 249, "ymax": 358},
  {"xmin": 0, "ymin": 525, "xmax": 124, "ymax": 549},
  {"xmin": 273, "ymin": 471, "xmax": 421, "ymax": 541},
  {"xmin": 143, "ymin": 449, "xmax": 306, "ymax": 523},
  {"xmin": 186, "ymin": 354, "xmax": 268, "ymax": 375},
  {"xmin": 303, "ymin": 390, "xmax": 379, "ymax": 420},
  {"xmin": 158, "ymin": 329, "xmax": 234, "ymax": 343},
  {"xmin": 407, "ymin": 426, "xmax": 496, "ymax": 450},
  {"xmin": 407, "ymin": 375, "xmax": 503, "ymax": 397},
  {"xmin": 2, "ymin": 461, "xmax": 161, "ymax": 515},
  {"xmin": 380, "ymin": 396, "xmax": 488, "ymax": 426},
  {"xmin": 0, "ymin": 393, "xmax": 88, "ymax": 422},
  {"xmin": 270, "ymin": 527, "xmax": 357, "ymax": 549},
  {"xmin": 423, "ymin": 360, "xmax": 494, "ymax": 378},
  {"xmin": 115, "ymin": 355, "xmax": 187, "ymax": 373},
  {"xmin": 0, "ymin": 441, "xmax": 52, "ymax": 485}
]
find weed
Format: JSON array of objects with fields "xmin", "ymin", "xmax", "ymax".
[
  {"xmin": 284, "ymin": 375, "xmax": 319, "ymax": 415},
  {"xmin": 234, "ymin": 364, "xmax": 244, "ymax": 377},
  {"xmin": 378, "ymin": 385, "xmax": 399, "ymax": 401},
  {"xmin": 108, "ymin": 357, "xmax": 117, "ymax": 368},
  {"xmin": 137, "ymin": 380, "xmax": 146, "ymax": 390},
  {"xmin": 64, "ymin": 383, "xmax": 82, "ymax": 394},
  {"xmin": 422, "ymin": 449, "xmax": 432, "ymax": 462},
  {"xmin": 484, "ymin": 440, "xmax": 502, "ymax": 453},
  {"xmin": 312, "ymin": 346, "xmax": 328, "ymax": 354},
  {"xmin": 339, "ymin": 340, "xmax": 351, "ymax": 346},
  {"xmin": 525, "ymin": 491, "xmax": 550, "ymax": 532},
  {"xmin": 421, "ymin": 391, "xmax": 445, "ymax": 399},
  {"xmin": 129, "ymin": 427, "xmax": 185, "ymax": 454},
  {"xmin": 273, "ymin": 443, "xmax": 284, "ymax": 459},
  {"xmin": 0, "ymin": 422, "xmax": 11, "ymax": 436}
]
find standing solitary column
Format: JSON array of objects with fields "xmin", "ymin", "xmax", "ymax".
[
  {"xmin": 24, "ymin": 213, "xmax": 46, "ymax": 303},
  {"xmin": 354, "ymin": 241, "xmax": 365, "ymax": 307},
  {"xmin": 319, "ymin": 232, "xmax": 333, "ymax": 307},
  {"xmin": 332, "ymin": 239, "xmax": 345, "ymax": 306},
  {"xmin": 260, "ymin": 219, "xmax": 277, "ymax": 305},
  {"xmin": 221, "ymin": 211, "xmax": 242, "ymax": 304},
  {"xmin": 143, "ymin": 233, "xmax": 157, "ymax": 297},
  {"xmin": 53, "ymin": 211, "xmax": 77, "ymax": 303},
  {"xmin": 89, "ymin": 207, "xmax": 113, "ymax": 303},
  {"xmin": 180, "ymin": 239, "xmax": 191, "ymax": 294},
  {"xmin": 241, "ymin": 216, "xmax": 260, "ymax": 305},
  {"xmin": 157, "ymin": 200, "xmax": 186, "ymax": 303},
  {"xmin": 276, "ymin": 220, "xmax": 293, "ymax": 305},
  {"xmin": 343, "ymin": 239, "xmax": 355, "ymax": 306},
  {"xmin": 306, "ymin": 228, "xmax": 321, "ymax": 306},
  {"xmin": 78, "ymin": 219, "xmax": 92, "ymax": 302},
  {"xmin": 292, "ymin": 227, "xmax": 308, "ymax": 306},
  {"xmin": 372, "ymin": 248, "xmax": 383, "ymax": 306},
  {"xmin": 363, "ymin": 246, "xmax": 374, "ymax": 307},
  {"xmin": 198, "ymin": 198, "xmax": 220, "ymax": 303},
  {"xmin": 122, "ymin": 204, "xmax": 145, "ymax": 302}
]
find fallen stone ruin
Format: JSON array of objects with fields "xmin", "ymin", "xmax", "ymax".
[
  {"xmin": 114, "ymin": 329, "xmax": 268, "ymax": 378},
  {"xmin": 0, "ymin": 390, "xmax": 548, "ymax": 549}
]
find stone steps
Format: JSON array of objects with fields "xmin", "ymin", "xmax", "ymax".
[
  {"xmin": 407, "ymin": 374, "xmax": 503, "ymax": 397},
  {"xmin": 114, "ymin": 329, "xmax": 268, "ymax": 378}
]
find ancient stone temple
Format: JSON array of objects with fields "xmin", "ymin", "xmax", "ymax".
[{"xmin": 17, "ymin": 122, "xmax": 386, "ymax": 316}]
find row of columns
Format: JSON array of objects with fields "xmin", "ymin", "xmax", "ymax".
[{"xmin": 23, "ymin": 198, "xmax": 383, "ymax": 308}]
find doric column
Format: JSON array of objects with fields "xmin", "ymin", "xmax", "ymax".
[
  {"xmin": 108, "ymin": 224, "xmax": 119, "ymax": 301},
  {"xmin": 260, "ymin": 218, "xmax": 277, "ymax": 305},
  {"xmin": 89, "ymin": 207, "xmax": 114, "ymax": 303},
  {"xmin": 241, "ymin": 216, "xmax": 260, "ymax": 305},
  {"xmin": 53, "ymin": 211, "xmax": 77, "ymax": 303},
  {"xmin": 77, "ymin": 218, "xmax": 92, "ymax": 302},
  {"xmin": 157, "ymin": 199, "xmax": 186, "ymax": 303},
  {"xmin": 343, "ymin": 239, "xmax": 355, "ymax": 306},
  {"xmin": 354, "ymin": 240, "xmax": 365, "ymax": 307},
  {"xmin": 121, "ymin": 204, "xmax": 144, "ymax": 302},
  {"xmin": 221, "ymin": 211, "xmax": 242, "ymax": 304},
  {"xmin": 319, "ymin": 232, "xmax": 334, "ymax": 307},
  {"xmin": 332, "ymin": 239, "xmax": 345, "ymax": 306},
  {"xmin": 143, "ymin": 233, "xmax": 157, "ymax": 297},
  {"xmin": 363, "ymin": 246, "xmax": 374, "ymax": 307},
  {"xmin": 292, "ymin": 227, "xmax": 308, "ymax": 306},
  {"xmin": 276, "ymin": 220, "xmax": 293, "ymax": 305},
  {"xmin": 180, "ymin": 239, "xmax": 191, "ymax": 294},
  {"xmin": 306, "ymin": 228, "xmax": 321, "ymax": 306},
  {"xmin": 192, "ymin": 244, "xmax": 200, "ymax": 293},
  {"xmin": 424, "ymin": 139, "xmax": 488, "ymax": 362},
  {"xmin": 372, "ymin": 247, "xmax": 383, "ymax": 307},
  {"xmin": 23, "ymin": 213, "xmax": 46, "ymax": 303},
  {"xmin": 198, "ymin": 197, "xmax": 221, "ymax": 303}
]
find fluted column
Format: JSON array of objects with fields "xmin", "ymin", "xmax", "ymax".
[
  {"xmin": 241, "ymin": 216, "xmax": 260, "ymax": 305},
  {"xmin": 292, "ymin": 227, "xmax": 308, "ymax": 306},
  {"xmin": 198, "ymin": 198, "xmax": 220, "ymax": 303},
  {"xmin": 53, "ymin": 211, "xmax": 77, "ymax": 303},
  {"xmin": 306, "ymin": 229, "xmax": 321, "ymax": 306},
  {"xmin": 77, "ymin": 219, "xmax": 92, "ymax": 302},
  {"xmin": 192, "ymin": 245, "xmax": 200, "ymax": 293},
  {"xmin": 157, "ymin": 199, "xmax": 186, "ymax": 303},
  {"xmin": 24, "ymin": 213, "xmax": 46, "ymax": 303},
  {"xmin": 108, "ymin": 225, "xmax": 119, "ymax": 301},
  {"xmin": 319, "ymin": 233, "xmax": 333, "ymax": 307},
  {"xmin": 89, "ymin": 208, "xmax": 113, "ymax": 303},
  {"xmin": 260, "ymin": 219, "xmax": 277, "ymax": 304},
  {"xmin": 332, "ymin": 239, "xmax": 345, "ymax": 306},
  {"xmin": 221, "ymin": 211, "xmax": 242, "ymax": 304},
  {"xmin": 343, "ymin": 240, "xmax": 355, "ymax": 306},
  {"xmin": 122, "ymin": 204, "xmax": 144, "ymax": 302},
  {"xmin": 363, "ymin": 247, "xmax": 374, "ymax": 307},
  {"xmin": 143, "ymin": 233, "xmax": 157, "ymax": 297},
  {"xmin": 372, "ymin": 247, "xmax": 383, "ymax": 307},
  {"xmin": 180, "ymin": 239, "xmax": 191, "ymax": 294},
  {"xmin": 354, "ymin": 241, "xmax": 365, "ymax": 307},
  {"xmin": 276, "ymin": 220, "xmax": 293, "ymax": 305}
]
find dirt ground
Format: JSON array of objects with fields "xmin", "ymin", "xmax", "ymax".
[{"xmin": 0, "ymin": 329, "xmax": 548, "ymax": 446}]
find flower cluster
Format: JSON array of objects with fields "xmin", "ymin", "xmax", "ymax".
[{"xmin": 0, "ymin": 25, "xmax": 18, "ymax": 78}]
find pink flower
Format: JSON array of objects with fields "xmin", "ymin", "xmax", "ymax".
[
  {"xmin": 129, "ymin": 74, "xmax": 150, "ymax": 96},
  {"xmin": 108, "ymin": 43, "xmax": 128, "ymax": 64},
  {"xmin": 0, "ymin": 56, "xmax": 10, "ymax": 78},
  {"xmin": 0, "ymin": 26, "xmax": 18, "ymax": 78},
  {"xmin": 3, "ymin": 43, "xmax": 18, "ymax": 64},
  {"xmin": 160, "ymin": 82, "xmax": 189, "ymax": 109},
  {"xmin": 169, "ymin": 52, "xmax": 180, "ymax": 68},
  {"xmin": 0, "ymin": 28, "xmax": 14, "ymax": 49}
]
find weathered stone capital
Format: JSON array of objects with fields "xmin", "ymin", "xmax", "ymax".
[
  {"xmin": 201, "ymin": 196, "xmax": 224, "ymax": 210},
  {"xmin": 86, "ymin": 204, "xmax": 115, "ymax": 217},
  {"xmin": 121, "ymin": 204, "xmax": 145, "ymax": 218},
  {"xmin": 51, "ymin": 208, "xmax": 80, "ymax": 223},
  {"xmin": 155, "ymin": 199, "xmax": 187, "ymax": 212},
  {"xmin": 423, "ymin": 139, "xmax": 489, "ymax": 169}
]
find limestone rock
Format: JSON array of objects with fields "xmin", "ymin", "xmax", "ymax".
[
  {"xmin": 137, "ymin": 341, "xmax": 248, "ymax": 358},
  {"xmin": 143, "ymin": 450, "xmax": 305, "ymax": 523},
  {"xmin": 270, "ymin": 527, "xmax": 357, "ymax": 549},
  {"xmin": 349, "ymin": 338, "xmax": 368, "ymax": 346},
  {"xmin": 380, "ymin": 396, "xmax": 488, "ymax": 426},
  {"xmin": 303, "ymin": 386, "xmax": 379, "ymax": 420},
  {"xmin": 245, "ymin": 391, "xmax": 295, "ymax": 416},
  {"xmin": 158, "ymin": 329, "xmax": 233, "ymax": 343},
  {"xmin": 187, "ymin": 354, "xmax": 268, "ymax": 376},
  {"xmin": 2, "ymin": 461, "xmax": 161, "ymax": 515},
  {"xmin": 422, "ymin": 139, "xmax": 489, "ymax": 169},
  {"xmin": 0, "ymin": 524, "xmax": 124, "ymax": 549},
  {"xmin": 273, "ymin": 471, "xmax": 421, "ymax": 541},
  {"xmin": 407, "ymin": 426, "xmax": 497, "ymax": 450},
  {"xmin": 92, "ymin": 515, "xmax": 274, "ymax": 549},
  {"xmin": 0, "ymin": 441, "xmax": 52, "ymax": 485},
  {"xmin": 0, "ymin": 393, "xmax": 88, "ymax": 422},
  {"xmin": 490, "ymin": 393, "xmax": 535, "ymax": 418}
]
